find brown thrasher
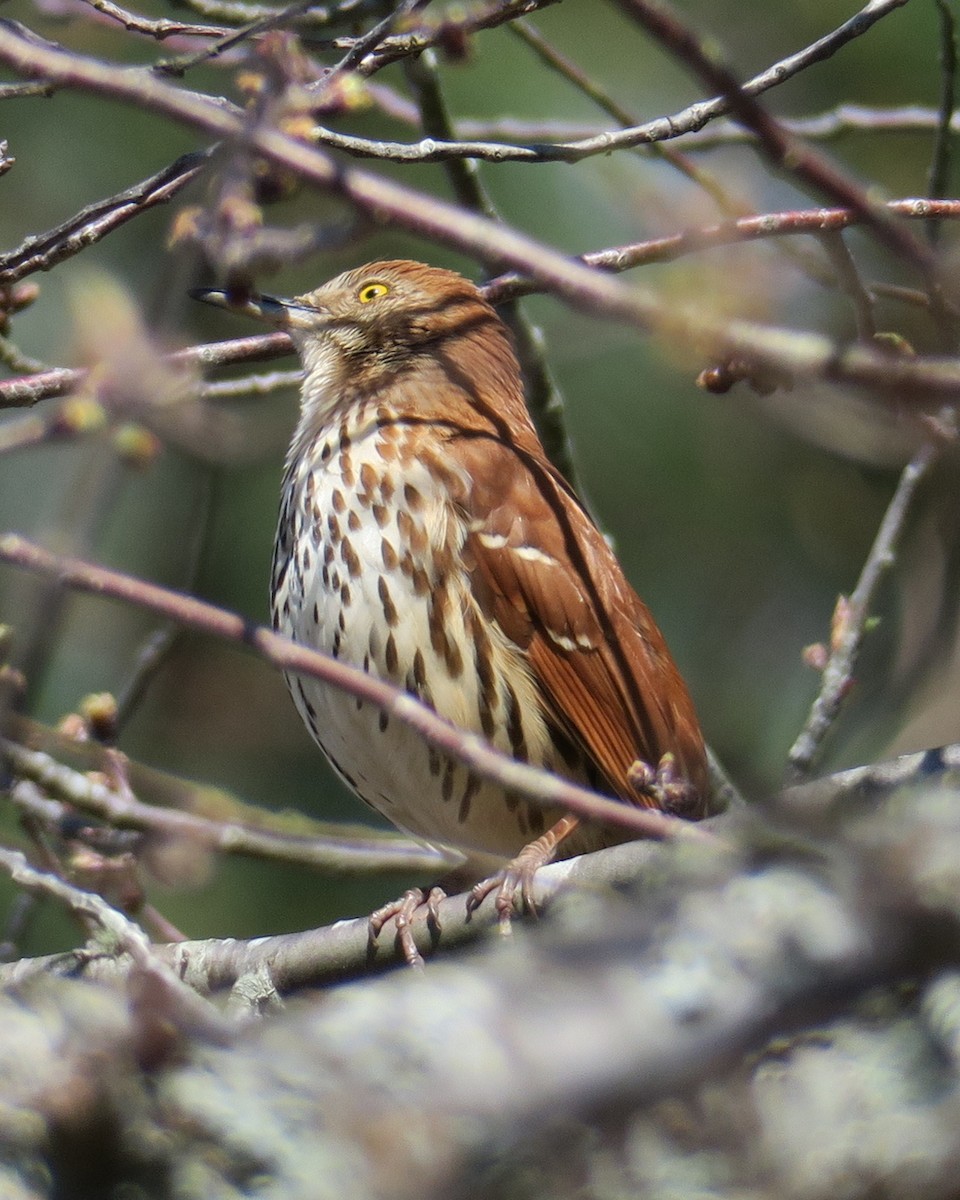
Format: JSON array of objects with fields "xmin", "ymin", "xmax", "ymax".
[{"xmin": 194, "ymin": 261, "xmax": 708, "ymax": 964}]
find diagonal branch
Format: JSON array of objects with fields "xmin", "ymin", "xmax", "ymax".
[
  {"xmin": 0, "ymin": 534, "xmax": 712, "ymax": 844},
  {"xmin": 611, "ymin": 0, "xmax": 940, "ymax": 300},
  {"xmin": 2, "ymin": 19, "xmax": 959, "ymax": 405}
]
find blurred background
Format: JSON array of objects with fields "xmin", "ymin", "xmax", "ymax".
[{"xmin": 1, "ymin": 0, "xmax": 958, "ymax": 949}]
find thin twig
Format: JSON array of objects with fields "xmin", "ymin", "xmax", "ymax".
[
  {"xmin": 0, "ymin": 332, "xmax": 293, "ymax": 409},
  {"xmin": 611, "ymin": 0, "xmax": 942, "ymax": 304},
  {"xmin": 439, "ymin": 105, "xmax": 960, "ymax": 148},
  {"xmin": 819, "ymin": 232, "xmax": 877, "ymax": 342},
  {"xmin": 162, "ymin": 0, "xmax": 376, "ymax": 28},
  {"xmin": 786, "ymin": 441, "xmax": 941, "ymax": 783},
  {"xmin": 0, "ymin": 534, "xmax": 712, "ymax": 844},
  {"xmin": 0, "ymin": 150, "xmax": 212, "ymax": 286},
  {"xmin": 2, "ymin": 737, "xmax": 454, "ymax": 873},
  {"xmin": 510, "ymin": 17, "xmax": 735, "ymax": 212},
  {"xmin": 198, "ymin": 367, "xmax": 302, "ymax": 398},
  {"xmin": 77, "ymin": 0, "xmax": 229, "ymax": 40},
  {"xmin": 927, "ymin": 0, "xmax": 958, "ymax": 249},
  {"xmin": 154, "ymin": 0, "xmax": 337, "ymax": 74}
]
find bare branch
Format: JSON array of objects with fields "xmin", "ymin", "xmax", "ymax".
[
  {"xmin": 0, "ymin": 534, "xmax": 712, "ymax": 844},
  {"xmin": 2, "ymin": 736, "xmax": 454, "ymax": 874},
  {"xmin": 787, "ymin": 441, "xmax": 942, "ymax": 783},
  {"xmin": 0, "ymin": 151, "xmax": 211, "ymax": 285},
  {"xmin": 76, "ymin": 0, "xmax": 230, "ymax": 40},
  {"xmin": 6, "ymin": 200, "xmax": 960, "ymax": 414},
  {"xmin": 611, "ymin": 0, "xmax": 941, "ymax": 301}
]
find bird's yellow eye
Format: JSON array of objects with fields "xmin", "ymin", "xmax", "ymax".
[{"xmin": 358, "ymin": 282, "xmax": 390, "ymax": 303}]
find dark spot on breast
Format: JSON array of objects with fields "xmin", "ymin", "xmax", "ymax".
[
  {"xmin": 385, "ymin": 632, "xmax": 398, "ymax": 674},
  {"xmin": 378, "ymin": 576, "xmax": 398, "ymax": 627},
  {"xmin": 341, "ymin": 538, "xmax": 361, "ymax": 578},
  {"xmin": 477, "ymin": 681, "xmax": 496, "ymax": 739},
  {"xmin": 381, "ymin": 539, "xmax": 398, "ymax": 571},
  {"xmin": 360, "ymin": 462, "xmax": 377, "ymax": 494},
  {"xmin": 412, "ymin": 566, "xmax": 430, "ymax": 597},
  {"xmin": 296, "ymin": 679, "xmax": 318, "ymax": 723}
]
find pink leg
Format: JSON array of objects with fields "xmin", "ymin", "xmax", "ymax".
[{"xmin": 467, "ymin": 814, "xmax": 581, "ymax": 932}]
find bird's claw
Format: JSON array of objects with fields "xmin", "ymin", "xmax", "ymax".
[
  {"xmin": 368, "ymin": 886, "xmax": 445, "ymax": 969},
  {"xmin": 628, "ymin": 752, "xmax": 699, "ymax": 815}
]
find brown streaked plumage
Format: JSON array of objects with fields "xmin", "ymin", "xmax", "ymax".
[{"xmin": 194, "ymin": 260, "xmax": 708, "ymax": 963}]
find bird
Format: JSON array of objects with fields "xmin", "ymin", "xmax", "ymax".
[{"xmin": 193, "ymin": 260, "xmax": 709, "ymax": 964}]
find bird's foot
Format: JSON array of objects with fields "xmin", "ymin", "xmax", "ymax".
[
  {"xmin": 368, "ymin": 886, "xmax": 446, "ymax": 969},
  {"xmin": 466, "ymin": 850, "xmax": 540, "ymax": 936},
  {"xmin": 466, "ymin": 814, "xmax": 580, "ymax": 935},
  {"xmin": 628, "ymin": 752, "xmax": 699, "ymax": 815}
]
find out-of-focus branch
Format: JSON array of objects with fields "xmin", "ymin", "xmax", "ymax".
[
  {"xmin": 2, "ymin": 736, "xmax": 454, "ymax": 874},
  {"xmin": 448, "ymin": 105, "xmax": 960, "ymax": 148},
  {"xmin": 927, "ymin": 0, "xmax": 957, "ymax": 248},
  {"xmin": 0, "ymin": 151, "xmax": 211, "ymax": 285},
  {"xmin": 0, "ymin": 845, "xmax": 230, "ymax": 1038},
  {"xmin": 4, "ymin": 200, "xmax": 960, "ymax": 414}
]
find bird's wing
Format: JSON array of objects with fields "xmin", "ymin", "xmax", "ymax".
[{"xmin": 453, "ymin": 435, "xmax": 708, "ymax": 811}]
